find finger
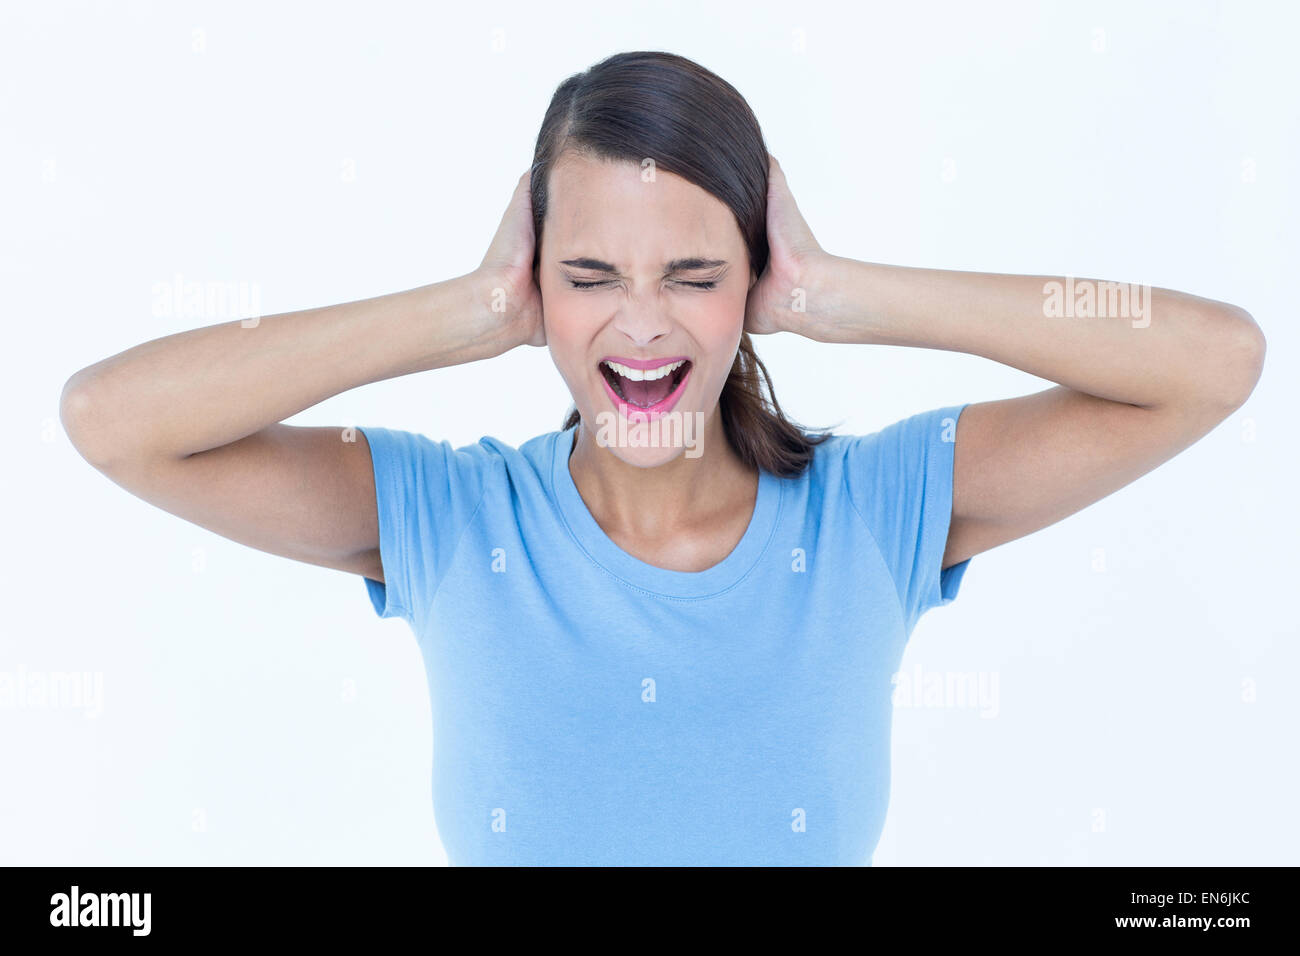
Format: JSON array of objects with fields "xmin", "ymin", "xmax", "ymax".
[
  {"xmin": 766, "ymin": 161, "xmax": 819, "ymax": 254},
  {"xmin": 767, "ymin": 154, "xmax": 785, "ymax": 192},
  {"xmin": 743, "ymin": 283, "xmax": 762, "ymax": 332}
]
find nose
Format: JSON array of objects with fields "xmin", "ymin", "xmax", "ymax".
[{"xmin": 611, "ymin": 295, "xmax": 672, "ymax": 349}]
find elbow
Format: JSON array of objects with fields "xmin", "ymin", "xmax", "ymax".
[
  {"xmin": 1218, "ymin": 307, "xmax": 1266, "ymax": 410},
  {"xmin": 60, "ymin": 370, "xmax": 122, "ymax": 470},
  {"xmin": 1193, "ymin": 305, "xmax": 1266, "ymax": 413}
]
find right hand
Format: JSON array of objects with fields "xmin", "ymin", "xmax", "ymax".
[{"xmin": 477, "ymin": 169, "xmax": 546, "ymax": 348}]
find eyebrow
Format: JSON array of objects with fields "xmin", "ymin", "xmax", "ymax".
[{"xmin": 559, "ymin": 256, "xmax": 728, "ymax": 275}]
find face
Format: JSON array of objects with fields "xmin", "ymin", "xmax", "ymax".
[{"xmin": 537, "ymin": 151, "xmax": 755, "ymax": 467}]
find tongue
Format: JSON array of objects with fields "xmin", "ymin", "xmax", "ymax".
[{"xmin": 622, "ymin": 371, "xmax": 675, "ymax": 407}]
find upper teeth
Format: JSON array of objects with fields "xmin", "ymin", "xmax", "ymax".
[{"xmin": 603, "ymin": 359, "xmax": 686, "ymax": 382}]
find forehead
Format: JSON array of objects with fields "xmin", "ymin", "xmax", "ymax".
[{"xmin": 545, "ymin": 152, "xmax": 741, "ymax": 261}]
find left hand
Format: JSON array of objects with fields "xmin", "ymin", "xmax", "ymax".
[{"xmin": 744, "ymin": 154, "xmax": 832, "ymax": 336}]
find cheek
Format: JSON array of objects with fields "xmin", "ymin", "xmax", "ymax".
[
  {"xmin": 539, "ymin": 300, "xmax": 602, "ymax": 384},
  {"xmin": 691, "ymin": 294, "xmax": 746, "ymax": 350},
  {"xmin": 675, "ymin": 300, "xmax": 743, "ymax": 396},
  {"xmin": 543, "ymin": 298, "xmax": 605, "ymax": 348}
]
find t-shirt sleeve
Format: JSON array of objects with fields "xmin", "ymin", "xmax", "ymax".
[
  {"xmin": 358, "ymin": 426, "xmax": 489, "ymax": 630},
  {"xmin": 842, "ymin": 403, "xmax": 972, "ymax": 633}
]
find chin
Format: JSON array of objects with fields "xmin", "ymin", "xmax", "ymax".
[
  {"xmin": 600, "ymin": 439, "xmax": 687, "ymax": 468},
  {"xmin": 581, "ymin": 399, "xmax": 713, "ymax": 464}
]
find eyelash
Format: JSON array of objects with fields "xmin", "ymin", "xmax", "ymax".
[{"xmin": 569, "ymin": 279, "xmax": 718, "ymax": 290}]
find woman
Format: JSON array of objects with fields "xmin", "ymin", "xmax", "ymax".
[{"xmin": 60, "ymin": 51, "xmax": 1265, "ymax": 866}]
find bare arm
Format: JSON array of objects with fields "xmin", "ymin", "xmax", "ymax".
[
  {"xmin": 793, "ymin": 257, "xmax": 1266, "ymax": 569},
  {"xmin": 746, "ymin": 156, "xmax": 1266, "ymax": 572},
  {"xmin": 60, "ymin": 171, "xmax": 544, "ymax": 582}
]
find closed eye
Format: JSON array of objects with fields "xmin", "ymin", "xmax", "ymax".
[{"xmin": 568, "ymin": 279, "xmax": 718, "ymax": 290}]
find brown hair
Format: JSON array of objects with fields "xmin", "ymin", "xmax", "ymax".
[{"xmin": 529, "ymin": 50, "xmax": 833, "ymax": 479}]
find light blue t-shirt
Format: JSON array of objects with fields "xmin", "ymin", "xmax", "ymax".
[{"xmin": 360, "ymin": 403, "xmax": 971, "ymax": 866}]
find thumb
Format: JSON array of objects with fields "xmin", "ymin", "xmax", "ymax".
[
  {"xmin": 481, "ymin": 170, "xmax": 536, "ymax": 275},
  {"xmin": 765, "ymin": 156, "xmax": 820, "ymax": 258}
]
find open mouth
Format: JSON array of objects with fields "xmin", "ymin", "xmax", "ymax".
[{"xmin": 599, "ymin": 358, "xmax": 692, "ymax": 411}]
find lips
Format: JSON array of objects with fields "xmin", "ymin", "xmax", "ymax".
[
  {"xmin": 600, "ymin": 356, "xmax": 691, "ymax": 405},
  {"xmin": 598, "ymin": 357, "xmax": 693, "ymax": 418}
]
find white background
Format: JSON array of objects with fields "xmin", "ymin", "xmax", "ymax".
[{"xmin": 2, "ymin": 0, "xmax": 1296, "ymax": 865}]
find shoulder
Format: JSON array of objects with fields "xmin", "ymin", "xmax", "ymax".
[
  {"xmin": 789, "ymin": 428, "xmax": 853, "ymax": 485},
  {"xmin": 358, "ymin": 426, "xmax": 565, "ymax": 500},
  {"xmin": 823, "ymin": 406, "xmax": 966, "ymax": 472},
  {"xmin": 359, "ymin": 426, "xmax": 559, "ymax": 466},
  {"xmin": 794, "ymin": 404, "xmax": 966, "ymax": 503}
]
